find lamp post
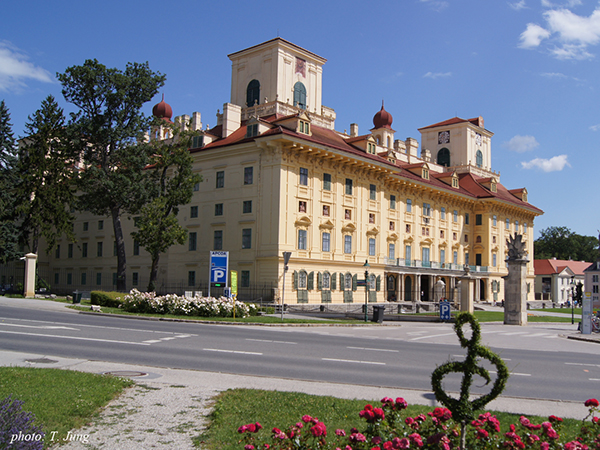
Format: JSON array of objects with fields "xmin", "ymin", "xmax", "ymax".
[
  {"xmin": 571, "ymin": 276, "xmax": 575, "ymax": 325},
  {"xmin": 281, "ymin": 252, "xmax": 292, "ymax": 322},
  {"xmin": 364, "ymin": 260, "xmax": 370, "ymax": 323}
]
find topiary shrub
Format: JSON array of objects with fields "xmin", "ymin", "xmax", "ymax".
[
  {"xmin": 90, "ymin": 291, "xmax": 125, "ymax": 308},
  {"xmin": 0, "ymin": 395, "xmax": 45, "ymax": 449}
]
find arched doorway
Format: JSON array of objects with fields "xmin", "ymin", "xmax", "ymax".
[
  {"xmin": 479, "ymin": 279, "xmax": 486, "ymax": 301},
  {"xmin": 387, "ymin": 275, "xmax": 397, "ymax": 301},
  {"xmin": 421, "ymin": 275, "xmax": 431, "ymax": 301}
]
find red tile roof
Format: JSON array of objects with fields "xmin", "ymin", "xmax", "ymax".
[
  {"xmin": 534, "ymin": 259, "xmax": 592, "ymax": 276},
  {"xmin": 418, "ymin": 116, "xmax": 486, "ymax": 131}
]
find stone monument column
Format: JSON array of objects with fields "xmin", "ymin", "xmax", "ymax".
[
  {"xmin": 459, "ymin": 266, "xmax": 474, "ymax": 313},
  {"xmin": 504, "ymin": 233, "xmax": 528, "ymax": 326},
  {"xmin": 24, "ymin": 253, "xmax": 38, "ymax": 298}
]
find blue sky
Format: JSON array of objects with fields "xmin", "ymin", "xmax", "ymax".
[{"xmin": 2, "ymin": 0, "xmax": 599, "ymax": 239}]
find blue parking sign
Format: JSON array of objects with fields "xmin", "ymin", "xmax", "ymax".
[
  {"xmin": 210, "ymin": 251, "xmax": 229, "ymax": 285},
  {"xmin": 440, "ymin": 301, "xmax": 451, "ymax": 321}
]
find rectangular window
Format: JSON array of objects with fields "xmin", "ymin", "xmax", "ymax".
[
  {"xmin": 299, "ymin": 168, "xmax": 308, "ymax": 186},
  {"xmin": 493, "ymin": 254, "xmax": 497, "ymax": 267},
  {"xmin": 83, "ymin": 222, "xmax": 89, "ymax": 231},
  {"xmin": 298, "ymin": 229, "xmax": 307, "ymax": 250},
  {"xmin": 322, "ymin": 232, "xmax": 330, "ymax": 252},
  {"xmin": 453, "ymin": 251, "xmax": 458, "ymax": 265},
  {"xmin": 82, "ymin": 242, "xmax": 88, "ymax": 258},
  {"xmin": 422, "ymin": 247, "xmax": 430, "ymax": 263},
  {"xmin": 390, "ymin": 195, "xmax": 396, "ymax": 210},
  {"xmin": 345, "ymin": 178, "xmax": 353, "ymax": 195},
  {"xmin": 98, "ymin": 220, "xmax": 104, "ymax": 230},
  {"xmin": 299, "ymin": 201, "xmax": 307, "ymax": 213},
  {"xmin": 242, "ymin": 228, "xmax": 252, "ymax": 249},
  {"xmin": 96, "ymin": 272, "xmax": 102, "ymax": 286},
  {"xmin": 189, "ymin": 232, "xmax": 197, "ymax": 251},
  {"xmin": 441, "ymin": 207, "xmax": 446, "ymax": 220},
  {"xmin": 132, "ymin": 272, "xmax": 138, "ymax": 286},
  {"xmin": 67, "ymin": 273, "xmax": 72, "ymax": 285},
  {"xmin": 243, "ymin": 200, "xmax": 252, "ymax": 214},
  {"xmin": 323, "ymin": 173, "xmax": 332, "ymax": 190},
  {"xmin": 81, "ymin": 272, "xmax": 87, "ymax": 285},
  {"xmin": 515, "ymin": 220, "xmax": 519, "ymax": 232},
  {"xmin": 506, "ymin": 218, "xmax": 510, "ymax": 229},
  {"xmin": 594, "ymin": 285, "xmax": 599, "ymax": 294},
  {"xmin": 193, "ymin": 182, "xmax": 200, "ymax": 191},
  {"xmin": 323, "ymin": 205, "xmax": 330, "ymax": 216},
  {"xmin": 241, "ymin": 270, "xmax": 250, "ymax": 288},
  {"xmin": 524, "ymin": 223, "xmax": 528, "ymax": 234},
  {"xmin": 476, "ymin": 253, "xmax": 482, "ymax": 266},
  {"xmin": 407, "ymin": 199, "xmax": 412, "ymax": 213},
  {"xmin": 344, "ymin": 235, "xmax": 352, "ymax": 254},
  {"xmin": 405, "ymin": 245, "xmax": 412, "ymax": 262},
  {"xmin": 190, "ymin": 206, "xmax": 198, "ymax": 218},
  {"xmin": 215, "ymin": 203, "xmax": 223, "ymax": 216},
  {"xmin": 476, "ymin": 214, "xmax": 482, "ymax": 226},
  {"xmin": 55, "ymin": 245, "xmax": 60, "ymax": 259},
  {"xmin": 345, "ymin": 209, "xmax": 351, "ymax": 220},
  {"xmin": 388, "ymin": 243, "xmax": 395, "ymax": 260},
  {"xmin": 465, "ymin": 213, "xmax": 470, "ymax": 225},
  {"xmin": 453, "ymin": 210, "xmax": 458, "ymax": 222},
  {"xmin": 423, "ymin": 203, "xmax": 431, "ymax": 216},
  {"xmin": 493, "ymin": 215, "xmax": 497, "ymax": 227},
  {"xmin": 369, "ymin": 213, "xmax": 375, "ymax": 224},
  {"xmin": 593, "ymin": 275, "xmax": 599, "ymax": 283},
  {"xmin": 370, "ymin": 184, "xmax": 376, "ymax": 201},
  {"xmin": 440, "ymin": 249, "xmax": 446, "ymax": 264},
  {"xmin": 68, "ymin": 243, "xmax": 73, "ymax": 258},
  {"xmin": 389, "ymin": 221, "xmax": 395, "ymax": 231},
  {"xmin": 112, "ymin": 273, "xmax": 117, "ymax": 286},
  {"xmin": 133, "ymin": 239, "xmax": 140, "ymax": 256},
  {"xmin": 54, "ymin": 273, "xmax": 59, "ymax": 285},
  {"xmin": 369, "ymin": 238, "xmax": 376, "ymax": 256},
  {"xmin": 244, "ymin": 167, "xmax": 253, "ymax": 185},
  {"xmin": 188, "ymin": 271, "xmax": 195, "ymax": 287},
  {"xmin": 465, "ymin": 253, "xmax": 470, "ymax": 265},
  {"xmin": 214, "ymin": 230, "xmax": 223, "ymax": 250},
  {"xmin": 97, "ymin": 242, "xmax": 103, "ymax": 257},
  {"xmin": 216, "ymin": 171, "xmax": 224, "ymax": 188}
]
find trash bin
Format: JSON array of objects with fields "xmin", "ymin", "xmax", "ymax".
[
  {"xmin": 372, "ymin": 305, "xmax": 385, "ymax": 323},
  {"xmin": 72, "ymin": 291, "xmax": 82, "ymax": 304}
]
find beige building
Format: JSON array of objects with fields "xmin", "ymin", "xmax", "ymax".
[{"xmin": 30, "ymin": 38, "xmax": 543, "ymax": 305}]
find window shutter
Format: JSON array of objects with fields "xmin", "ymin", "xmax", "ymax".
[
  {"xmin": 331, "ymin": 273, "xmax": 337, "ymax": 290},
  {"xmin": 340, "ymin": 273, "xmax": 344, "ymax": 290},
  {"xmin": 308, "ymin": 272, "xmax": 314, "ymax": 291},
  {"xmin": 352, "ymin": 274, "xmax": 358, "ymax": 291},
  {"xmin": 317, "ymin": 272, "xmax": 322, "ymax": 290},
  {"xmin": 293, "ymin": 271, "xmax": 298, "ymax": 290},
  {"xmin": 376, "ymin": 275, "xmax": 381, "ymax": 292}
]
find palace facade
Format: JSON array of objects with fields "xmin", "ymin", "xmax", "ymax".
[{"xmin": 35, "ymin": 38, "xmax": 543, "ymax": 305}]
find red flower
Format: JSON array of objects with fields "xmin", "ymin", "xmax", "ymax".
[
  {"xmin": 302, "ymin": 415, "xmax": 313, "ymax": 423},
  {"xmin": 586, "ymin": 399, "xmax": 600, "ymax": 408},
  {"xmin": 310, "ymin": 421, "xmax": 327, "ymax": 437},
  {"xmin": 476, "ymin": 429, "xmax": 489, "ymax": 439},
  {"xmin": 395, "ymin": 397, "xmax": 408, "ymax": 410}
]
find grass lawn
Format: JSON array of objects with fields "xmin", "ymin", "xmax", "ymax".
[
  {"xmin": 0, "ymin": 367, "xmax": 132, "ymax": 448},
  {"xmin": 195, "ymin": 389, "xmax": 585, "ymax": 449}
]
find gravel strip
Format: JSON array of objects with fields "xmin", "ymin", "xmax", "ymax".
[{"xmin": 57, "ymin": 382, "xmax": 218, "ymax": 449}]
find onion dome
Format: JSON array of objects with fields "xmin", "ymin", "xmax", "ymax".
[
  {"xmin": 373, "ymin": 101, "xmax": 393, "ymax": 129},
  {"xmin": 152, "ymin": 94, "xmax": 173, "ymax": 122}
]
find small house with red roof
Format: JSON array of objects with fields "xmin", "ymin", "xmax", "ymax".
[{"xmin": 533, "ymin": 258, "xmax": 591, "ymax": 304}]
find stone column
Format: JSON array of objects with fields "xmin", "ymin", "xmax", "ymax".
[
  {"xmin": 24, "ymin": 253, "xmax": 37, "ymax": 298},
  {"xmin": 504, "ymin": 258, "xmax": 528, "ymax": 325},
  {"xmin": 459, "ymin": 268, "xmax": 474, "ymax": 313}
]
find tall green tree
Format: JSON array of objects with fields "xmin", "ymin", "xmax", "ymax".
[
  {"xmin": 534, "ymin": 226, "xmax": 599, "ymax": 262},
  {"xmin": 131, "ymin": 121, "xmax": 201, "ymax": 292},
  {"xmin": 57, "ymin": 60, "xmax": 165, "ymax": 291},
  {"xmin": 0, "ymin": 100, "xmax": 20, "ymax": 263},
  {"xmin": 17, "ymin": 95, "xmax": 77, "ymax": 254}
]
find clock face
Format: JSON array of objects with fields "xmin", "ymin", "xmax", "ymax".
[
  {"xmin": 438, "ymin": 131, "xmax": 450, "ymax": 144},
  {"xmin": 475, "ymin": 133, "xmax": 482, "ymax": 146}
]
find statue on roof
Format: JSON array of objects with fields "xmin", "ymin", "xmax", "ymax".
[{"xmin": 506, "ymin": 233, "xmax": 527, "ymax": 261}]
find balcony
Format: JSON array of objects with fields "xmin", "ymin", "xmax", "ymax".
[{"xmin": 383, "ymin": 257, "xmax": 489, "ymax": 273}]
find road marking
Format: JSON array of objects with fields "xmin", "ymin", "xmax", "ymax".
[
  {"xmin": 500, "ymin": 332, "xmax": 529, "ymax": 336},
  {"xmin": 0, "ymin": 323, "xmax": 80, "ymax": 331},
  {"xmin": 203, "ymin": 348, "xmax": 263, "ymax": 355},
  {"xmin": 322, "ymin": 358, "xmax": 386, "ymax": 366},
  {"xmin": 246, "ymin": 339, "xmax": 297, "ymax": 345},
  {"xmin": 410, "ymin": 332, "xmax": 457, "ymax": 341},
  {"xmin": 589, "ymin": 378, "xmax": 600, "ymax": 381},
  {"xmin": 347, "ymin": 346, "xmax": 399, "ymax": 353},
  {"xmin": 523, "ymin": 333, "xmax": 550, "ymax": 337},
  {"xmin": 0, "ymin": 329, "xmax": 150, "ymax": 345},
  {"xmin": 566, "ymin": 362, "xmax": 600, "ymax": 368},
  {"xmin": 489, "ymin": 370, "xmax": 531, "ymax": 377}
]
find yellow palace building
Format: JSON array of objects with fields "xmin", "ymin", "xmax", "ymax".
[{"xmin": 36, "ymin": 38, "xmax": 543, "ymax": 306}]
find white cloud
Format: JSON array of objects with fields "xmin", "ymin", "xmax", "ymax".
[
  {"xmin": 521, "ymin": 154, "xmax": 570, "ymax": 171},
  {"xmin": 503, "ymin": 135, "xmax": 540, "ymax": 152},
  {"xmin": 419, "ymin": 0, "xmax": 449, "ymax": 12},
  {"xmin": 0, "ymin": 41, "xmax": 54, "ymax": 92},
  {"xmin": 518, "ymin": 4, "xmax": 600, "ymax": 59},
  {"xmin": 540, "ymin": 71, "xmax": 568, "ymax": 78},
  {"xmin": 423, "ymin": 71, "xmax": 452, "ymax": 79},
  {"xmin": 509, "ymin": 1, "xmax": 528, "ymax": 11},
  {"xmin": 519, "ymin": 23, "xmax": 551, "ymax": 48},
  {"xmin": 589, "ymin": 123, "xmax": 600, "ymax": 131}
]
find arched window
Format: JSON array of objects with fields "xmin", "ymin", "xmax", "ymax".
[
  {"xmin": 476, "ymin": 150, "xmax": 483, "ymax": 168},
  {"xmin": 437, "ymin": 148, "xmax": 450, "ymax": 167},
  {"xmin": 246, "ymin": 80, "xmax": 260, "ymax": 107},
  {"xmin": 293, "ymin": 82, "xmax": 307, "ymax": 109},
  {"xmin": 344, "ymin": 273, "xmax": 352, "ymax": 290},
  {"xmin": 298, "ymin": 270, "xmax": 308, "ymax": 289},
  {"xmin": 322, "ymin": 271, "xmax": 331, "ymax": 290}
]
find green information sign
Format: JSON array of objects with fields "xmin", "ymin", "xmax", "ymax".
[{"xmin": 230, "ymin": 270, "xmax": 238, "ymax": 295}]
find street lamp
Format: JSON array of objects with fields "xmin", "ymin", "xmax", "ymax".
[
  {"xmin": 571, "ymin": 276, "xmax": 575, "ymax": 325},
  {"xmin": 281, "ymin": 252, "xmax": 292, "ymax": 322},
  {"xmin": 364, "ymin": 260, "xmax": 370, "ymax": 323}
]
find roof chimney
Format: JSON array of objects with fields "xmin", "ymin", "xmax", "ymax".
[
  {"xmin": 350, "ymin": 123, "xmax": 359, "ymax": 137},
  {"xmin": 222, "ymin": 103, "xmax": 241, "ymax": 138}
]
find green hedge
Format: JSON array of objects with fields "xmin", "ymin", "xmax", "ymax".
[{"xmin": 90, "ymin": 291, "xmax": 125, "ymax": 308}]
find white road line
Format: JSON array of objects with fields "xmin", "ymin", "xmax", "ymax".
[
  {"xmin": 347, "ymin": 346, "xmax": 399, "ymax": 353},
  {"xmin": 410, "ymin": 332, "xmax": 457, "ymax": 341},
  {"xmin": 322, "ymin": 358, "xmax": 386, "ymax": 366},
  {"xmin": 566, "ymin": 362, "xmax": 600, "ymax": 368},
  {"xmin": 0, "ymin": 329, "xmax": 150, "ymax": 345},
  {"xmin": 524, "ymin": 333, "xmax": 550, "ymax": 337},
  {"xmin": 246, "ymin": 339, "xmax": 297, "ymax": 345},
  {"xmin": 0, "ymin": 323, "xmax": 79, "ymax": 330},
  {"xmin": 143, "ymin": 340, "xmax": 162, "ymax": 344},
  {"xmin": 589, "ymin": 378, "xmax": 600, "ymax": 381},
  {"xmin": 500, "ymin": 332, "xmax": 529, "ymax": 336},
  {"xmin": 489, "ymin": 370, "xmax": 531, "ymax": 377},
  {"xmin": 203, "ymin": 348, "xmax": 263, "ymax": 355}
]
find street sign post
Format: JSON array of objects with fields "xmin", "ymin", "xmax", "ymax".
[
  {"xmin": 440, "ymin": 300, "xmax": 451, "ymax": 321},
  {"xmin": 208, "ymin": 251, "xmax": 229, "ymax": 297},
  {"xmin": 230, "ymin": 270, "xmax": 238, "ymax": 296}
]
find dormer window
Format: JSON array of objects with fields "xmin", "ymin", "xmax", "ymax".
[
  {"xmin": 452, "ymin": 177, "xmax": 459, "ymax": 188},
  {"xmin": 246, "ymin": 123, "xmax": 259, "ymax": 138},
  {"xmin": 422, "ymin": 167, "xmax": 429, "ymax": 180},
  {"xmin": 491, "ymin": 181, "xmax": 497, "ymax": 193},
  {"xmin": 191, "ymin": 135, "xmax": 204, "ymax": 148},
  {"xmin": 299, "ymin": 120, "xmax": 310, "ymax": 134},
  {"xmin": 367, "ymin": 142, "xmax": 376, "ymax": 154}
]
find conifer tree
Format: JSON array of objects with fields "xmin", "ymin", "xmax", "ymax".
[{"xmin": 0, "ymin": 100, "xmax": 20, "ymax": 263}]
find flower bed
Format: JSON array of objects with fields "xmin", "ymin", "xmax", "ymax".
[
  {"xmin": 121, "ymin": 289, "xmax": 257, "ymax": 318},
  {"xmin": 238, "ymin": 398, "xmax": 600, "ymax": 449}
]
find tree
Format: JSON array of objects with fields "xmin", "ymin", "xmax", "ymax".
[
  {"xmin": 534, "ymin": 226, "xmax": 599, "ymax": 262},
  {"xmin": 0, "ymin": 100, "xmax": 20, "ymax": 263},
  {"xmin": 16, "ymin": 95, "xmax": 77, "ymax": 254},
  {"xmin": 131, "ymin": 121, "xmax": 201, "ymax": 292},
  {"xmin": 57, "ymin": 60, "xmax": 165, "ymax": 291}
]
